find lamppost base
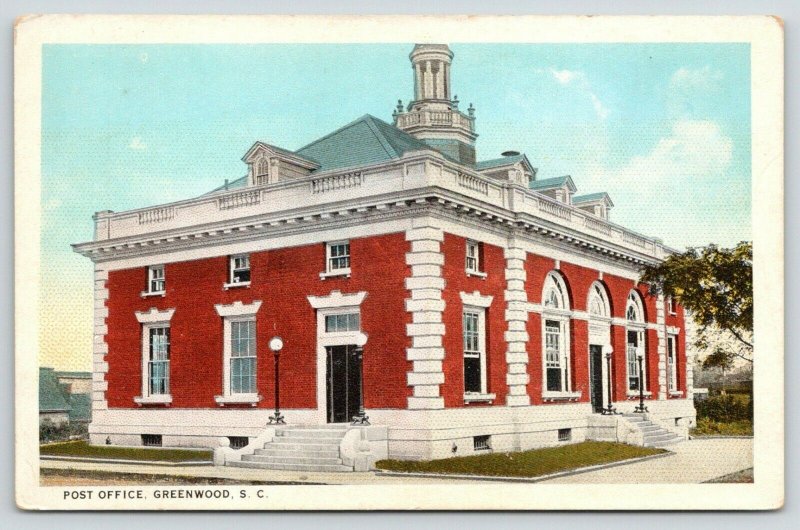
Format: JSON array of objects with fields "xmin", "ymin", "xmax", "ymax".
[
  {"xmin": 633, "ymin": 404, "xmax": 649, "ymax": 414},
  {"xmin": 351, "ymin": 413, "xmax": 370, "ymax": 426},
  {"xmin": 600, "ymin": 407, "xmax": 619, "ymax": 415},
  {"xmin": 268, "ymin": 412, "xmax": 286, "ymax": 424}
]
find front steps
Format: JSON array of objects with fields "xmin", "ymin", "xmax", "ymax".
[
  {"xmin": 621, "ymin": 414, "xmax": 684, "ymax": 447},
  {"xmin": 228, "ymin": 425, "xmax": 353, "ymax": 472}
]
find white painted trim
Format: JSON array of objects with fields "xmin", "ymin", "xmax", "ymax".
[
  {"xmin": 214, "ymin": 300, "xmax": 262, "ymax": 318},
  {"xmin": 308, "ymin": 291, "xmax": 368, "ymax": 423},
  {"xmin": 214, "ymin": 394, "xmax": 261, "ymax": 406},
  {"xmin": 463, "ymin": 393, "xmax": 496, "ymax": 403},
  {"xmin": 307, "ymin": 290, "xmax": 367, "ymax": 309},
  {"xmin": 135, "ymin": 307, "xmax": 175, "ymax": 324},
  {"xmin": 223, "ymin": 281, "xmax": 251, "ymax": 290},
  {"xmin": 459, "ymin": 290, "xmax": 493, "ymax": 308},
  {"xmin": 133, "ymin": 395, "xmax": 172, "ymax": 405}
]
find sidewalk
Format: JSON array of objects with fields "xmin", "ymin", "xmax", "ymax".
[
  {"xmin": 538, "ymin": 438, "xmax": 753, "ymax": 483},
  {"xmin": 40, "ymin": 437, "xmax": 752, "ymax": 485}
]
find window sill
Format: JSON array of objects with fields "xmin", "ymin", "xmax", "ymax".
[
  {"xmin": 542, "ymin": 391, "xmax": 582, "ymax": 402},
  {"xmin": 668, "ymin": 311, "xmax": 677, "ymax": 316},
  {"xmin": 466, "ymin": 270, "xmax": 488, "ymax": 279},
  {"xmin": 214, "ymin": 394, "xmax": 262, "ymax": 406},
  {"xmin": 223, "ymin": 281, "xmax": 251, "ymax": 290},
  {"xmin": 140, "ymin": 291, "xmax": 166, "ymax": 298},
  {"xmin": 668, "ymin": 390, "xmax": 685, "ymax": 398},
  {"xmin": 626, "ymin": 391, "xmax": 653, "ymax": 399},
  {"xmin": 464, "ymin": 392, "xmax": 496, "ymax": 403},
  {"xmin": 319, "ymin": 269, "xmax": 351, "ymax": 280},
  {"xmin": 134, "ymin": 395, "xmax": 172, "ymax": 405}
]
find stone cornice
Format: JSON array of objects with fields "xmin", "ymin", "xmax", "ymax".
[{"xmin": 74, "ymin": 185, "xmax": 663, "ymax": 270}]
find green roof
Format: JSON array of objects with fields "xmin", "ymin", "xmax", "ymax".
[
  {"xmin": 295, "ymin": 114, "xmax": 438, "ymax": 172},
  {"xmin": 529, "ymin": 175, "xmax": 576, "ymax": 192},
  {"xmin": 67, "ymin": 393, "xmax": 92, "ymax": 422},
  {"xmin": 55, "ymin": 371, "xmax": 91, "ymax": 379},
  {"xmin": 39, "ymin": 368, "xmax": 70, "ymax": 413},
  {"xmin": 476, "ymin": 154, "xmax": 527, "ymax": 171},
  {"xmin": 573, "ymin": 192, "xmax": 614, "ymax": 206}
]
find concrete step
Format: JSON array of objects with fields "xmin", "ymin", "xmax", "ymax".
[
  {"xmin": 643, "ymin": 432, "xmax": 679, "ymax": 443},
  {"xmin": 255, "ymin": 447, "xmax": 340, "ymax": 458},
  {"xmin": 640, "ymin": 425, "xmax": 662, "ymax": 433},
  {"xmin": 645, "ymin": 437, "xmax": 683, "ymax": 448},
  {"xmin": 243, "ymin": 454, "xmax": 344, "ymax": 466},
  {"xmin": 277, "ymin": 429, "xmax": 347, "ymax": 440},
  {"xmin": 229, "ymin": 460, "xmax": 353, "ymax": 472},
  {"xmin": 270, "ymin": 436, "xmax": 342, "ymax": 445}
]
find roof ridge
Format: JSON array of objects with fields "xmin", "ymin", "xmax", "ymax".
[
  {"xmin": 296, "ymin": 114, "xmax": 379, "ymax": 154},
  {"xmin": 361, "ymin": 115, "xmax": 399, "ymax": 159}
]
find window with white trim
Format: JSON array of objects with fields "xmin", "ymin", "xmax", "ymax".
[
  {"xmin": 230, "ymin": 320, "xmax": 256, "ymax": 394},
  {"xmin": 625, "ymin": 291, "xmax": 646, "ymax": 392},
  {"xmin": 545, "ymin": 319, "xmax": 570, "ymax": 392},
  {"xmin": 255, "ymin": 156, "xmax": 269, "ymax": 185},
  {"xmin": 147, "ymin": 265, "xmax": 165, "ymax": 294},
  {"xmin": 326, "ymin": 241, "xmax": 351, "ymax": 274},
  {"xmin": 229, "ymin": 254, "xmax": 251, "ymax": 285},
  {"xmin": 465, "ymin": 240, "xmax": 480, "ymax": 273},
  {"xmin": 147, "ymin": 326, "xmax": 170, "ymax": 395},
  {"xmin": 541, "ymin": 272, "xmax": 573, "ymax": 395},
  {"xmin": 588, "ymin": 283, "xmax": 610, "ymax": 318},
  {"xmin": 667, "ymin": 335, "xmax": 678, "ymax": 392},
  {"xmin": 667, "ymin": 296, "xmax": 676, "ymax": 315},
  {"xmin": 463, "ymin": 309, "xmax": 487, "ymax": 394}
]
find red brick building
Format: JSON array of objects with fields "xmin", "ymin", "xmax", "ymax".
[{"xmin": 74, "ymin": 44, "xmax": 695, "ymax": 470}]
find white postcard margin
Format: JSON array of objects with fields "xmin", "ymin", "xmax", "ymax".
[{"xmin": 13, "ymin": 14, "xmax": 784, "ymax": 510}]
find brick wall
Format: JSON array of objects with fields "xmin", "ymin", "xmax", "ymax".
[{"xmin": 105, "ymin": 233, "xmax": 411, "ymax": 409}]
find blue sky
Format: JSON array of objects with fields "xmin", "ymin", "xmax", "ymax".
[{"xmin": 41, "ymin": 43, "xmax": 751, "ymax": 370}]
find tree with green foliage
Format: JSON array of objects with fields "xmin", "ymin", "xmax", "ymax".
[
  {"xmin": 702, "ymin": 347, "xmax": 736, "ymax": 392},
  {"xmin": 640, "ymin": 241, "xmax": 752, "ymax": 363}
]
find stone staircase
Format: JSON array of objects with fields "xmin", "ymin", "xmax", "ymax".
[
  {"xmin": 228, "ymin": 425, "xmax": 353, "ymax": 472},
  {"xmin": 622, "ymin": 413, "xmax": 684, "ymax": 447}
]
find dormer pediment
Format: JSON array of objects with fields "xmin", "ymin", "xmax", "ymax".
[
  {"xmin": 476, "ymin": 153, "xmax": 537, "ymax": 186},
  {"xmin": 573, "ymin": 192, "xmax": 614, "ymax": 220},
  {"xmin": 529, "ymin": 175, "xmax": 577, "ymax": 204},
  {"xmin": 242, "ymin": 142, "xmax": 320, "ymax": 186}
]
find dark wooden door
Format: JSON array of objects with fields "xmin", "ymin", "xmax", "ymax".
[
  {"xmin": 326, "ymin": 345, "xmax": 361, "ymax": 423},
  {"xmin": 589, "ymin": 345, "xmax": 604, "ymax": 413}
]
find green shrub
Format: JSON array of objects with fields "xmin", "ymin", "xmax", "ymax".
[
  {"xmin": 39, "ymin": 419, "xmax": 89, "ymax": 443},
  {"xmin": 696, "ymin": 394, "xmax": 752, "ymax": 422},
  {"xmin": 691, "ymin": 418, "xmax": 753, "ymax": 436}
]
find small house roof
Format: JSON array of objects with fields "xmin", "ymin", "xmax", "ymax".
[
  {"xmin": 39, "ymin": 368, "xmax": 71, "ymax": 413},
  {"xmin": 529, "ymin": 175, "xmax": 577, "ymax": 193}
]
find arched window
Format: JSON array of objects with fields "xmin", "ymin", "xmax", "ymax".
[
  {"xmin": 625, "ymin": 290, "xmax": 647, "ymax": 393},
  {"xmin": 541, "ymin": 272, "xmax": 572, "ymax": 395},
  {"xmin": 588, "ymin": 282, "xmax": 610, "ymax": 319},
  {"xmin": 255, "ymin": 157, "xmax": 270, "ymax": 184}
]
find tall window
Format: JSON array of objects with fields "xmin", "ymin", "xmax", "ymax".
[
  {"xmin": 667, "ymin": 297, "xmax": 676, "ymax": 314},
  {"xmin": 230, "ymin": 320, "xmax": 256, "ymax": 394},
  {"xmin": 588, "ymin": 283, "xmax": 610, "ymax": 318},
  {"xmin": 545, "ymin": 320, "xmax": 569, "ymax": 392},
  {"xmin": 256, "ymin": 157, "xmax": 269, "ymax": 185},
  {"xmin": 667, "ymin": 335, "xmax": 678, "ymax": 392},
  {"xmin": 229, "ymin": 255, "xmax": 251, "ymax": 284},
  {"xmin": 148, "ymin": 265, "xmax": 165, "ymax": 294},
  {"xmin": 326, "ymin": 241, "xmax": 351, "ymax": 273},
  {"xmin": 541, "ymin": 272, "xmax": 572, "ymax": 394},
  {"xmin": 148, "ymin": 326, "xmax": 170, "ymax": 395},
  {"xmin": 463, "ymin": 309, "xmax": 487, "ymax": 394},
  {"xmin": 465, "ymin": 240, "xmax": 480, "ymax": 273},
  {"xmin": 625, "ymin": 291, "xmax": 646, "ymax": 392}
]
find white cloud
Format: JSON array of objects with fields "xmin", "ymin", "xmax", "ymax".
[
  {"xmin": 620, "ymin": 120, "xmax": 733, "ymax": 180},
  {"xmin": 669, "ymin": 66, "xmax": 723, "ymax": 92},
  {"xmin": 129, "ymin": 136, "xmax": 147, "ymax": 150},
  {"xmin": 546, "ymin": 69, "xmax": 610, "ymax": 120}
]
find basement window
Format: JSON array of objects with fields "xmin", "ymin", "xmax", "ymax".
[
  {"xmin": 141, "ymin": 434, "xmax": 162, "ymax": 447},
  {"xmin": 228, "ymin": 436, "xmax": 249, "ymax": 450},
  {"xmin": 473, "ymin": 435, "xmax": 491, "ymax": 451},
  {"xmin": 558, "ymin": 428, "xmax": 572, "ymax": 442}
]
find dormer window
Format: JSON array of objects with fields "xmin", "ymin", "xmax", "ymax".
[
  {"xmin": 147, "ymin": 265, "xmax": 165, "ymax": 294},
  {"xmin": 255, "ymin": 157, "xmax": 269, "ymax": 185},
  {"xmin": 229, "ymin": 255, "xmax": 251, "ymax": 285}
]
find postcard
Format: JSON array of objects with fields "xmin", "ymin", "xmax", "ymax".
[{"xmin": 14, "ymin": 14, "xmax": 783, "ymax": 510}]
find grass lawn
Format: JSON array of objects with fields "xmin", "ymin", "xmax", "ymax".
[
  {"xmin": 691, "ymin": 418, "xmax": 753, "ymax": 437},
  {"xmin": 375, "ymin": 441, "xmax": 665, "ymax": 478},
  {"xmin": 40, "ymin": 441, "xmax": 212, "ymax": 462}
]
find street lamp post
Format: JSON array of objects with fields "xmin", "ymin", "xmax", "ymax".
[
  {"xmin": 268, "ymin": 336, "xmax": 285, "ymax": 424},
  {"xmin": 351, "ymin": 333, "xmax": 370, "ymax": 426},
  {"xmin": 602, "ymin": 345, "xmax": 618, "ymax": 415},
  {"xmin": 633, "ymin": 353, "xmax": 649, "ymax": 414}
]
